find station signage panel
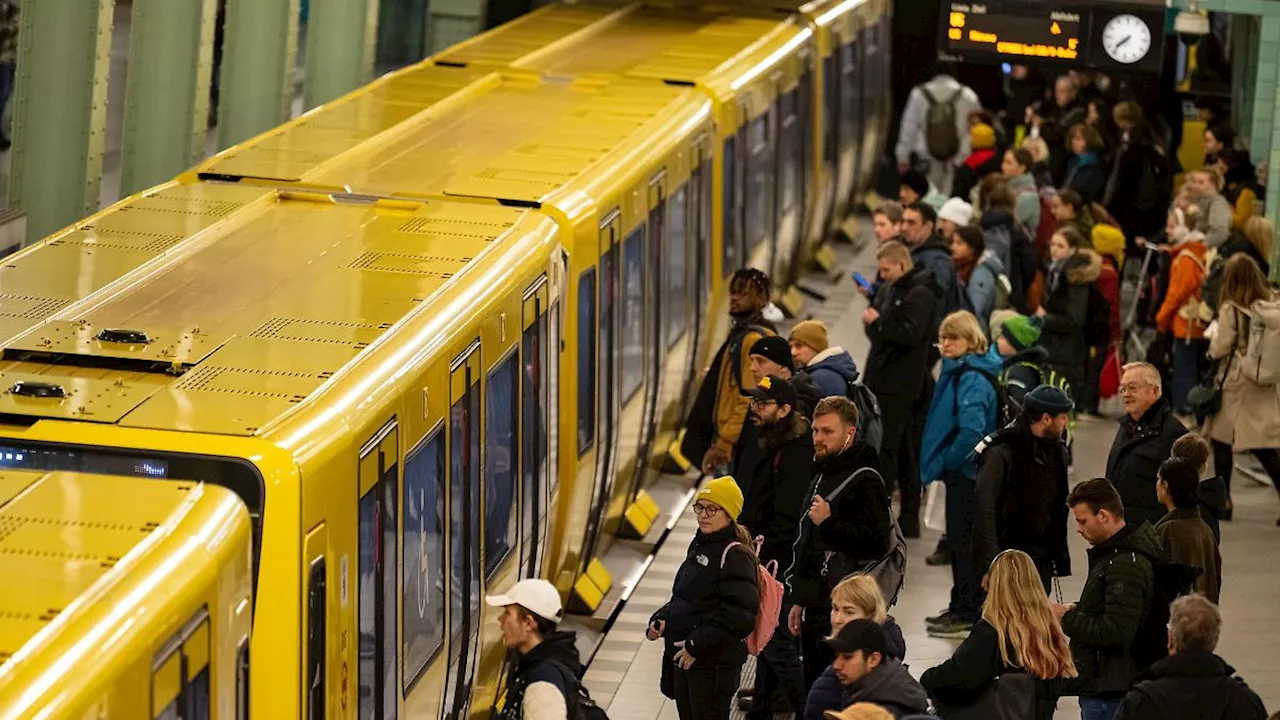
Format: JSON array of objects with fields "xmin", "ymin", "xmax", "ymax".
[{"xmin": 939, "ymin": 1, "xmax": 1165, "ymax": 74}]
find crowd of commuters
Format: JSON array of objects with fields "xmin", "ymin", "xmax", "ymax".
[{"xmin": 487, "ymin": 58, "xmax": 1279, "ymax": 720}]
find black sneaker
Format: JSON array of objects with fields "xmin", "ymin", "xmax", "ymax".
[
  {"xmin": 898, "ymin": 512, "xmax": 921, "ymax": 538},
  {"xmin": 925, "ymin": 545, "xmax": 952, "ymax": 566},
  {"xmin": 925, "ymin": 608, "xmax": 954, "ymax": 626},
  {"xmin": 927, "ymin": 615, "xmax": 974, "ymax": 639}
]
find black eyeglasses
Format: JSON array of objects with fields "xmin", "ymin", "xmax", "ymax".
[{"xmin": 692, "ymin": 503, "xmax": 721, "ymax": 517}]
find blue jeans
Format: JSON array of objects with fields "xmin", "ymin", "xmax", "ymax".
[{"xmin": 1080, "ymin": 696, "xmax": 1122, "ymax": 720}]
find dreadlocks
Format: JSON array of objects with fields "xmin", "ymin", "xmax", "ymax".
[{"xmin": 730, "ymin": 267, "xmax": 770, "ymax": 298}]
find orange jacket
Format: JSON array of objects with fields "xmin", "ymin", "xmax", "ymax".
[{"xmin": 1157, "ymin": 239, "xmax": 1209, "ymax": 340}]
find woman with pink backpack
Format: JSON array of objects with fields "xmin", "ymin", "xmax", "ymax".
[{"xmin": 646, "ymin": 477, "xmax": 763, "ymax": 720}]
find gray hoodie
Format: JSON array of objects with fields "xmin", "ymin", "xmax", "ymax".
[
  {"xmin": 1007, "ymin": 173, "xmax": 1042, "ymax": 234},
  {"xmin": 1195, "ymin": 191, "xmax": 1232, "ymax": 248},
  {"xmin": 844, "ymin": 658, "xmax": 931, "ymax": 719}
]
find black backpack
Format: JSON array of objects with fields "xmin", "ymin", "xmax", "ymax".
[
  {"xmin": 546, "ymin": 660, "xmax": 611, "ymax": 720},
  {"xmin": 1084, "ymin": 283, "xmax": 1112, "ymax": 347},
  {"xmin": 921, "ymin": 87, "xmax": 961, "ymax": 160},
  {"xmin": 957, "ymin": 365, "xmax": 1011, "ymax": 428},
  {"xmin": 846, "ymin": 378, "xmax": 883, "ymax": 453},
  {"xmin": 1123, "ymin": 555, "xmax": 1201, "ymax": 673}
]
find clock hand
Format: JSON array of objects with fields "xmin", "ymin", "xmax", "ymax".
[{"xmin": 1116, "ymin": 35, "xmax": 1131, "ymax": 48}]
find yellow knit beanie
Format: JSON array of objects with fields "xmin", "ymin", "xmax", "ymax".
[{"xmin": 696, "ymin": 476, "xmax": 744, "ymax": 522}]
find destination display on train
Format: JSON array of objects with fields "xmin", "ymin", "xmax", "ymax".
[{"xmin": 942, "ymin": 2, "xmax": 1084, "ymax": 63}]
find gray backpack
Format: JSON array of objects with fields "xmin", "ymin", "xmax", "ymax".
[
  {"xmin": 820, "ymin": 468, "xmax": 908, "ymax": 607},
  {"xmin": 921, "ymin": 87, "xmax": 961, "ymax": 160}
]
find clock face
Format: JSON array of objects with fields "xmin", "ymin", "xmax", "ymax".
[{"xmin": 1102, "ymin": 14, "xmax": 1152, "ymax": 64}]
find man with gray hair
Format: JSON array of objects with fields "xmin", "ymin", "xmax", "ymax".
[
  {"xmin": 1115, "ymin": 595, "xmax": 1266, "ymax": 719},
  {"xmin": 1106, "ymin": 362, "xmax": 1188, "ymax": 527}
]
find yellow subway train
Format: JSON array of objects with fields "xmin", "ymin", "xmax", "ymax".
[{"xmin": 0, "ymin": 0, "xmax": 889, "ymax": 718}]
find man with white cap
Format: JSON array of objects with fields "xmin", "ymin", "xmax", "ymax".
[{"xmin": 487, "ymin": 579, "xmax": 584, "ymax": 720}]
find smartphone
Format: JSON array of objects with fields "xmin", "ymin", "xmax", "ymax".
[{"xmin": 852, "ymin": 272, "xmax": 874, "ymax": 293}]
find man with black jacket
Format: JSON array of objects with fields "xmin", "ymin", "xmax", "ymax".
[
  {"xmin": 1115, "ymin": 594, "xmax": 1267, "ymax": 720},
  {"xmin": 1107, "ymin": 362, "xmax": 1189, "ymax": 528},
  {"xmin": 487, "ymin": 579, "xmax": 584, "ymax": 720},
  {"xmin": 863, "ymin": 241, "xmax": 938, "ymax": 537},
  {"xmin": 785, "ymin": 396, "xmax": 891, "ymax": 689},
  {"xmin": 1051, "ymin": 479, "xmax": 1160, "ymax": 720},
  {"xmin": 732, "ymin": 375, "xmax": 813, "ymax": 719},
  {"xmin": 901, "ymin": 203, "xmax": 959, "ymax": 317},
  {"xmin": 973, "ymin": 385, "xmax": 1074, "ymax": 590}
]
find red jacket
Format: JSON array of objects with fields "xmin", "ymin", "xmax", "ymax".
[
  {"xmin": 964, "ymin": 148, "xmax": 997, "ymax": 170},
  {"xmin": 1157, "ymin": 239, "xmax": 1209, "ymax": 340},
  {"xmin": 1097, "ymin": 257, "xmax": 1121, "ymax": 342}
]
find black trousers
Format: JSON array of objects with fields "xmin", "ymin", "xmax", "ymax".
[
  {"xmin": 1212, "ymin": 440, "xmax": 1280, "ymax": 493},
  {"xmin": 747, "ymin": 605, "xmax": 807, "ymax": 719},
  {"xmin": 799, "ymin": 606, "xmax": 834, "ymax": 691},
  {"xmin": 879, "ymin": 396, "xmax": 921, "ymax": 518},
  {"xmin": 945, "ymin": 474, "xmax": 982, "ymax": 622},
  {"xmin": 1080, "ymin": 345, "xmax": 1107, "ymax": 413},
  {"xmin": 672, "ymin": 660, "xmax": 745, "ymax": 720}
]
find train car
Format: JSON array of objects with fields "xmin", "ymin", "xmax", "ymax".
[{"xmin": 0, "ymin": 473, "xmax": 251, "ymax": 719}]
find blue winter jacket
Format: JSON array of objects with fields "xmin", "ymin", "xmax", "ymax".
[
  {"xmin": 804, "ymin": 617, "xmax": 907, "ymax": 720},
  {"xmin": 804, "ymin": 346, "xmax": 858, "ymax": 398},
  {"xmin": 920, "ymin": 348, "xmax": 1002, "ymax": 486},
  {"xmin": 966, "ymin": 250, "xmax": 1005, "ymax": 327}
]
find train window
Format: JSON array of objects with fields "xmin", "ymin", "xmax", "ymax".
[
  {"xmin": 237, "ymin": 640, "xmax": 250, "ymax": 720},
  {"xmin": 722, "ymin": 135, "xmax": 737, "ymax": 277},
  {"xmin": 665, "ymin": 184, "xmax": 688, "ymax": 346},
  {"xmin": 402, "ymin": 432, "xmax": 445, "ymax": 692},
  {"xmin": 576, "ymin": 269, "xmax": 596, "ymax": 455},
  {"xmin": 823, "ymin": 53, "xmax": 838, "ymax": 168},
  {"xmin": 307, "ymin": 559, "xmax": 326, "ymax": 719},
  {"xmin": 619, "ymin": 227, "xmax": 645, "ymax": 403},
  {"xmin": 745, "ymin": 113, "xmax": 773, "ymax": 252},
  {"xmin": 358, "ymin": 425, "xmax": 399, "ymax": 720},
  {"xmin": 779, "ymin": 89, "xmax": 799, "ymax": 214},
  {"xmin": 521, "ymin": 308, "xmax": 548, "ymax": 577},
  {"xmin": 151, "ymin": 611, "xmax": 211, "ymax": 720},
  {"xmin": 450, "ymin": 384, "xmax": 482, "ymax": 634},
  {"xmin": 484, "ymin": 353, "xmax": 518, "ymax": 577}
]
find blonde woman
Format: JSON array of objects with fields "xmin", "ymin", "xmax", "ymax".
[
  {"xmin": 921, "ymin": 550, "xmax": 1077, "ymax": 720},
  {"xmin": 920, "ymin": 311, "xmax": 1003, "ymax": 638},
  {"xmin": 804, "ymin": 575, "xmax": 907, "ymax": 720}
]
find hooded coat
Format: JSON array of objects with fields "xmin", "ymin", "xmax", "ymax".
[
  {"xmin": 804, "ymin": 346, "xmax": 859, "ymax": 399},
  {"xmin": 1201, "ymin": 299, "xmax": 1280, "ymax": 451},
  {"xmin": 973, "ymin": 416, "xmax": 1072, "ymax": 577},
  {"xmin": 1114, "ymin": 649, "xmax": 1267, "ymax": 720},
  {"xmin": 732, "ymin": 412, "xmax": 814, "ymax": 570},
  {"xmin": 920, "ymin": 350, "xmax": 1003, "ymax": 486},
  {"xmin": 785, "ymin": 441, "xmax": 890, "ymax": 608},
  {"xmin": 981, "ymin": 207, "xmax": 1037, "ymax": 312},
  {"xmin": 1061, "ymin": 522, "xmax": 1162, "ymax": 695},
  {"xmin": 497, "ymin": 631, "xmax": 585, "ymax": 720},
  {"xmin": 966, "ymin": 250, "xmax": 1006, "ymax": 324},
  {"xmin": 804, "ymin": 618, "xmax": 908, "ymax": 720},
  {"xmin": 842, "ymin": 658, "xmax": 931, "ymax": 719},
  {"xmin": 865, "ymin": 266, "xmax": 939, "ymax": 402},
  {"xmin": 1156, "ymin": 234, "xmax": 1209, "ymax": 340},
  {"xmin": 1155, "ymin": 508, "xmax": 1221, "ymax": 602},
  {"xmin": 1040, "ymin": 248, "xmax": 1102, "ymax": 384},
  {"xmin": 1106, "ymin": 397, "xmax": 1189, "ymax": 528}
]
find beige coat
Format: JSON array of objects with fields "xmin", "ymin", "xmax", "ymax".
[{"xmin": 1201, "ymin": 301, "xmax": 1280, "ymax": 450}]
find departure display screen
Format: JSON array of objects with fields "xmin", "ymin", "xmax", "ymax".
[
  {"xmin": 942, "ymin": 2, "xmax": 1083, "ymax": 64},
  {"xmin": 0, "ymin": 444, "xmax": 169, "ymax": 477}
]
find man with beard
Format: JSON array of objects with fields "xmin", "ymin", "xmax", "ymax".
[
  {"xmin": 677, "ymin": 268, "xmax": 775, "ymax": 475},
  {"xmin": 785, "ymin": 396, "xmax": 892, "ymax": 689},
  {"xmin": 732, "ymin": 375, "xmax": 814, "ymax": 719}
]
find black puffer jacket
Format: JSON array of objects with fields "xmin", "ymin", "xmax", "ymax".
[
  {"xmin": 865, "ymin": 266, "xmax": 939, "ymax": 402},
  {"xmin": 651, "ymin": 525, "xmax": 758, "ymax": 669},
  {"xmin": 973, "ymin": 417, "xmax": 1071, "ymax": 576},
  {"xmin": 1061, "ymin": 522, "xmax": 1161, "ymax": 695},
  {"xmin": 1114, "ymin": 649, "xmax": 1267, "ymax": 720},
  {"xmin": 1040, "ymin": 248, "xmax": 1102, "ymax": 384},
  {"xmin": 496, "ymin": 631, "xmax": 584, "ymax": 720},
  {"xmin": 785, "ymin": 441, "xmax": 890, "ymax": 607},
  {"xmin": 1106, "ymin": 397, "xmax": 1188, "ymax": 528},
  {"xmin": 733, "ymin": 412, "xmax": 814, "ymax": 570}
]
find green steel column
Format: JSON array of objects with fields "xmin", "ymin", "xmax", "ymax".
[
  {"xmin": 8, "ymin": 0, "xmax": 115, "ymax": 244},
  {"xmin": 218, "ymin": 0, "xmax": 299, "ymax": 149},
  {"xmin": 120, "ymin": 0, "xmax": 218, "ymax": 196},
  {"xmin": 304, "ymin": 0, "xmax": 379, "ymax": 109},
  {"xmin": 427, "ymin": 0, "xmax": 486, "ymax": 53}
]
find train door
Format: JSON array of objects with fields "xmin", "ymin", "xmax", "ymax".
[
  {"xmin": 521, "ymin": 280, "xmax": 551, "ymax": 579},
  {"xmin": 357, "ymin": 420, "xmax": 399, "ymax": 720},
  {"xmin": 442, "ymin": 347, "xmax": 482, "ymax": 720},
  {"xmin": 683, "ymin": 138, "xmax": 711, "ymax": 417},
  {"xmin": 635, "ymin": 172, "xmax": 666, "ymax": 493},
  {"xmin": 835, "ymin": 21, "xmax": 860, "ymax": 219},
  {"xmin": 304, "ymin": 524, "xmax": 328, "ymax": 719},
  {"xmin": 744, "ymin": 100, "xmax": 776, "ymax": 272},
  {"xmin": 581, "ymin": 213, "xmax": 620, "ymax": 563},
  {"xmin": 821, "ymin": 45, "xmax": 840, "ymax": 236}
]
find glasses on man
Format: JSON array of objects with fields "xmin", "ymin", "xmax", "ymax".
[
  {"xmin": 692, "ymin": 503, "xmax": 721, "ymax": 517},
  {"xmin": 748, "ymin": 398, "xmax": 777, "ymax": 409},
  {"xmin": 1118, "ymin": 382, "xmax": 1150, "ymax": 395}
]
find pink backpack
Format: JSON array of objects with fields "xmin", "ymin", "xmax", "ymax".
[{"xmin": 721, "ymin": 536, "xmax": 783, "ymax": 655}]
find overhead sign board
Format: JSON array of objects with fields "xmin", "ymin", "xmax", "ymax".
[{"xmin": 939, "ymin": 1, "xmax": 1165, "ymax": 74}]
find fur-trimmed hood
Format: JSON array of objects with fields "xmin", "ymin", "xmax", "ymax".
[{"xmin": 1066, "ymin": 247, "xmax": 1103, "ymax": 285}]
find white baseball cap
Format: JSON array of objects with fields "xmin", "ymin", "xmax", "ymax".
[{"xmin": 484, "ymin": 578, "xmax": 563, "ymax": 623}]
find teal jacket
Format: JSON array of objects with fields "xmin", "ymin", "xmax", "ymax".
[{"xmin": 920, "ymin": 348, "xmax": 1002, "ymax": 485}]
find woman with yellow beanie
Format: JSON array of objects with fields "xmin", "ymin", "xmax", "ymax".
[{"xmin": 646, "ymin": 476, "xmax": 760, "ymax": 719}]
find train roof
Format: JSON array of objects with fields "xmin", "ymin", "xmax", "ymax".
[{"xmin": 0, "ymin": 472, "xmax": 243, "ymax": 666}]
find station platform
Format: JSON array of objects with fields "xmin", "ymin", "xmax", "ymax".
[{"xmin": 576, "ymin": 223, "xmax": 1280, "ymax": 720}]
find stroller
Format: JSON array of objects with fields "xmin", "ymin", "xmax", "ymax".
[{"xmin": 1122, "ymin": 245, "xmax": 1173, "ymax": 386}]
